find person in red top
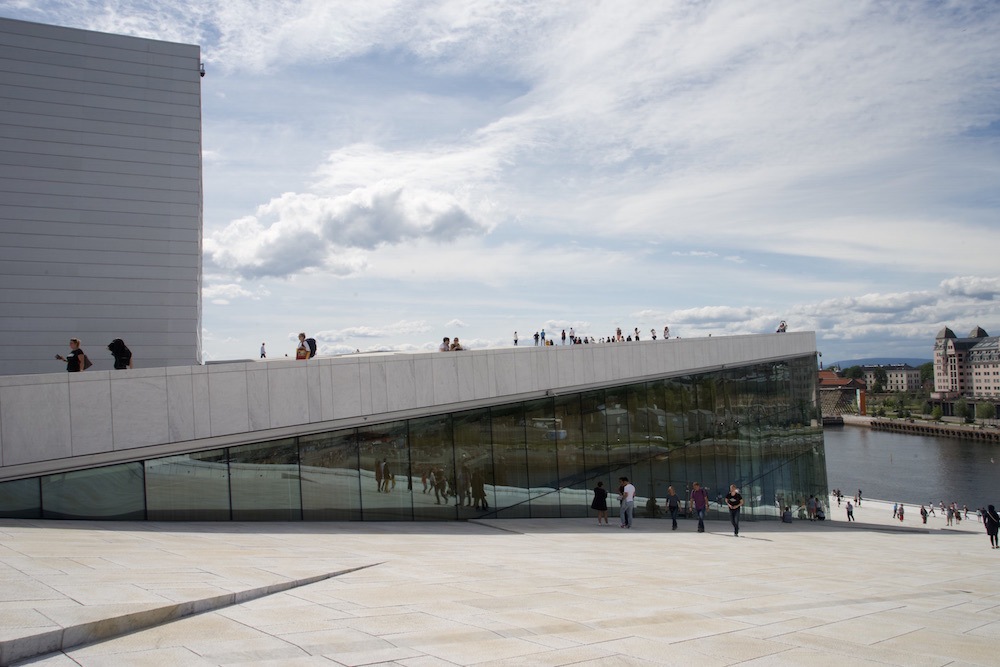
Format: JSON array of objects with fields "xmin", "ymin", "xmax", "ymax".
[{"xmin": 691, "ymin": 482, "xmax": 709, "ymax": 533}]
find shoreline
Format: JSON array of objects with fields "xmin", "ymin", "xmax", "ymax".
[{"xmin": 837, "ymin": 414, "xmax": 1000, "ymax": 442}]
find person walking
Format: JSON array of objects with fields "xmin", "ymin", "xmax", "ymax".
[
  {"xmin": 846, "ymin": 500, "xmax": 854, "ymax": 521},
  {"xmin": 561, "ymin": 329, "xmax": 567, "ymax": 345},
  {"xmin": 666, "ymin": 485, "xmax": 681, "ymax": 530},
  {"xmin": 619, "ymin": 477, "xmax": 636, "ymax": 529},
  {"xmin": 296, "ymin": 333, "xmax": 310, "ymax": 359},
  {"xmin": 897, "ymin": 504, "xmax": 904, "ymax": 522},
  {"xmin": 55, "ymin": 338, "xmax": 88, "ymax": 372},
  {"xmin": 591, "ymin": 481, "xmax": 609, "ymax": 525},
  {"xmin": 107, "ymin": 338, "xmax": 133, "ymax": 369},
  {"xmin": 260, "ymin": 342, "xmax": 266, "ymax": 359},
  {"xmin": 984, "ymin": 505, "xmax": 1000, "ymax": 549},
  {"xmin": 514, "ymin": 331, "xmax": 518, "ymax": 346},
  {"xmin": 691, "ymin": 482, "xmax": 709, "ymax": 532},
  {"xmin": 725, "ymin": 484, "xmax": 744, "ymax": 537},
  {"xmin": 920, "ymin": 505, "xmax": 928, "ymax": 524}
]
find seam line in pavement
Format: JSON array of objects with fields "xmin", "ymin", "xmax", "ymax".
[{"xmin": 0, "ymin": 563, "xmax": 381, "ymax": 667}]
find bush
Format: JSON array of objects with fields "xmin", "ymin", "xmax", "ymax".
[{"xmin": 931, "ymin": 406, "xmax": 943, "ymax": 421}]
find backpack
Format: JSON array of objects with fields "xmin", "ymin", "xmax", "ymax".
[{"xmin": 305, "ymin": 337, "xmax": 317, "ymax": 358}]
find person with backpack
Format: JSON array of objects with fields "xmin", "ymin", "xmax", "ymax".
[
  {"xmin": 296, "ymin": 333, "xmax": 310, "ymax": 360},
  {"xmin": 107, "ymin": 339, "xmax": 133, "ymax": 369}
]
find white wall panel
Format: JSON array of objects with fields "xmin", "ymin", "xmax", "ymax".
[{"xmin": 0, "ymin": 16, "xmax": 202, "ymax": 378}]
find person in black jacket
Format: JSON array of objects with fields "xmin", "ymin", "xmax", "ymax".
[
  {"xmin": 107, "ymin": 339, "xmax": 133, "ymax": 369},
  {"xmin": 984, "ymin": 505, "xmax": 1000, "ymax": 549}
]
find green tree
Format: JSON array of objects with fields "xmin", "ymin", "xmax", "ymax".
[
  {"xmin": 844, "ymin": 366, "xmax": 864, "ymax": 380},
  {"xmin": 931, "ymin": 406, "xmax": 943, "ymax": 421},
  {"xmin": 976, "ymin": 402, "xmax": 996, "ymax": 422},
  {"xmin": 919, "ymin": 361, "xmax": 934, "ymax": 385},
  {"xmin": 955, "ymin": 399, "xmax": 970, "ymax": 422},
  {"xmin": 874, "ymin": 367, "xmax": 888, "ymax": 387}
]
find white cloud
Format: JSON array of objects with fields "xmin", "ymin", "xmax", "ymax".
[
  {"xmin": 444, "ymin": 319, "xmax": 467, "ymax": 328},
  {"xmin": 940, "ymin": 276, "xmax": 1000, "ymax": 300},
  {"xmin": 204, "ymin": 182, "xmax": 488, "ymax": 278}
]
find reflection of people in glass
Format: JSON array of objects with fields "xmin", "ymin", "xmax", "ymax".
[
  {"xmin": 458, "ymin": 464, "xmax": 471, "ymax": 506},
  {"xmin": 374, "ymin": 457, "xmax": 384, "ymax": 491},
  {"xmin": 432, "ymin": 467, "xmax": 448, "ymax": 504},
  {"xmin": 666, "ymin": 485, "xmax": 680, "ymax": 530},
  {"xmin": 381, "ymin": 458, "xmax": 392, "ymax": 492},
  {"xmin": 472, "ymin": 468, "xmax": 488, "ymax": 510},
  {"xmin": 691, "ymin": 482, "xmax": 709, "ymax": 532}
]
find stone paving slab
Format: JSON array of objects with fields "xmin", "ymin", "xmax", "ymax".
[{"xmin": 1, "ymin": 496, "xmax": 998, "ymax": 666}]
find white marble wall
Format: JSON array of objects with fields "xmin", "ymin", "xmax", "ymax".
[{"xmin": 0, "ymin": 332, "xmax": 816, "ymax": 477}]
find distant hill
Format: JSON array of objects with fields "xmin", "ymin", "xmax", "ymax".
[{"xmin": 829, "ymin": 357, "xmax": 932, "ymax": 368}]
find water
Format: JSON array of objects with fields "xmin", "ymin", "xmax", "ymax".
[{"xmin": 823, "ymin": 425, "xmax": 999, "ymax": 509}]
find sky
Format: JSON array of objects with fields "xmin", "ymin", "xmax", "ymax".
[{"xmin": 4, "ymin": 1, "xmax": 1000, "ymax": 364}]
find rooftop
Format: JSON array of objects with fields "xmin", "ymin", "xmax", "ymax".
[{"xmin": 2, "ymin": 496, "xmax": 997, "ymax": 666}]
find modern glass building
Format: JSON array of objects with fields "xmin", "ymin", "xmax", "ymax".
[{"xmin": 0, "ymin": 353, "xmax": 826, "ymax": 522}]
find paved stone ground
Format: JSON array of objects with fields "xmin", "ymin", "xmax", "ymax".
[{"xmin": 1, "ymin": 497, "xmax": 997, "ymax": 666}]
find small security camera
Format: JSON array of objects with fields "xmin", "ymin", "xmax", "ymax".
[{"xmin": 199, "ymin": 63, "xmax": 206, "ymax": 78}]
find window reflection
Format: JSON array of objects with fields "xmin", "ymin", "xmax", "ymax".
[
  {"xmin": 490, "ymin": 402, "xmax": 530, "ymax": 517},
  {"xmin": 358, "ymin": 421, "xmax": 411, "ymax": 521},
  {"xmin": 146, "ymin": 450, "xmax": 229, "ymax": 520},
  {"xmin": 0, "ymin": 478, "xmax": 41, "ymax": 518},
  {"xmin": 300, "ymin": 430, "xmax": 361, "ymax": 521},
  {"xmin": 229, "ymin": 439, "xmax": 301, "ymax": 521},
  {"xmin": 410, "ymin": 415, "xmax": 455, "ymax": 520},
  {"xmin": 41, "ymin": 463, "xmax": 145, "ymax": 520}
]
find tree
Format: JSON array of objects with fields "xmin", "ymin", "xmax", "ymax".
[
  {"xmin": 919, "ymin": 361, "xmax": 934, "ymax": 385},
  {"xmin": 844, "ymin": 366, "xmax": 864, "ymax": 380},
  {"xmin": 955, "ymin": 399, "xmax": 970, "ymax": 422},
  {"xmin": 931, "ymin": 406, "xmax": 943, "ymax": 421},
  {"xmin": 874, "ymin": 367, "xmax": 888, "ymax": 387},
  {"xmin": 976, "ymin": 402, "xmax": 996, "ymax": 422}
]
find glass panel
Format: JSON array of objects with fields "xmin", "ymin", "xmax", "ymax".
[
  {"xmin": 491, "ymin": 402, "xmax": 530, "ymax": 517},
  {"xmin": 410, "ymin": 415, "xmax": 456, "ymax": 520},
  {"xmin": 600, "ymin": 386, "xmax": 634, "ymax": 525},
  {"xmin": 626, "ymin": 382, "xmax": 658, "ymax": 519},
  {"xmin": 41, "ymin": 463, "xmax": 145, "ymax": 519},
  {"xmin": 300, "ymin": 429, "xmax": 361, "ymax": 521},
  {"xmin": 358, "ymin": 421, "xmax": 412, "ymax": 520},
  {"xmin": 554, "ymin": 394, "xmax": 586, "ymax": 517},
  {"xmin": 581, "ymin": 389, "xmax": 611, "ymax": 518},
  {"xmin": 145, "ymin": 450, "xmax": 230, "ymax": 520},
  {"xmin": 524, "ymin": 397, "xmax": 559, "ymax": 518},
  {"xmin": 0, "ymin": 478, "xmax": 41, "ymax": 519},
  {"xmin": 453, "ymin": 408, "xmax": 494, "ymax": 516},
  {"xmin": 229, "ymin": 438, "xmax": 301, "ymax": 521}
]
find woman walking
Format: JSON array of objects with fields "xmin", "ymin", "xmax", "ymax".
[
  {"xmin": 984, "ymin": 505, "xmax": 1000, "ymax": 549},
  {"xmin": 591, "ymin": 481, "xmax": 609, "ymax": 525}
]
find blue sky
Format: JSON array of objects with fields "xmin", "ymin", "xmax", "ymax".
[{"xmin": 5, "ymin": 1, "xmax": 1000, "ymax": 363}]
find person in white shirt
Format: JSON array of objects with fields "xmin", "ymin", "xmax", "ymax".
[{"xmin": 619, "ymin": 476, "xmax": 636, "ymax": 529}]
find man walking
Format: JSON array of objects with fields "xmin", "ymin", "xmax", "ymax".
[
  {"xmin": 725, "ymin": 484, "xmax": 744, "ymax": 537},
  {"xmin": 666, "ymin": 485, "xmax": 681, "ymax": 530},
  {"xmin": 846, "ymin": 500, "xmax": 854, "ymax": 521},
  {"xmin": 619, "ymin": 476, "xmax": 636, "ymax": 529},
  {"xmin": 691, "ymin": 482, "xmax": 709, "ymax": 533}
]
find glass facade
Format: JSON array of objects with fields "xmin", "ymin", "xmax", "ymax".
[{"xmin": 0, "ymin": 355, "xmax": 827, "ymax": 522}]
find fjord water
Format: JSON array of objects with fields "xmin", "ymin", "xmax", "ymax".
[{"xmin": 823, "ymin": 425, "xmax": 999, "ymax": 509}]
